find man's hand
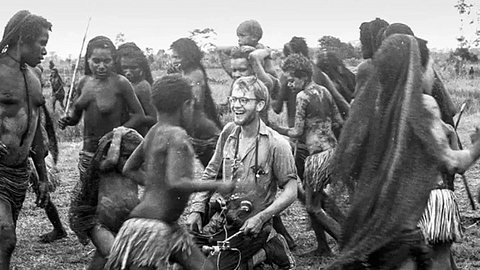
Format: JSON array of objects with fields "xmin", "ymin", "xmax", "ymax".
[
  {"xmin": 186, "ymin": 212, "xmax": 203, "ymax": 233},
  {"xmin": 35, "ymin": 181, "xmax": 50, "ymax": 208},
  {"xmin": 0, "ymin": 141, "xmax": 8, "ymax": 157},
  {"xmin": 58, "ymin": 116, "xmax": 71, "ymax": 130},
  {"xmin": 240, "ymin": 214, "xmax": 265, "ymax": 237}
]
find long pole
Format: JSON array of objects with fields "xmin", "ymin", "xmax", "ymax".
[
  {"xmin": 64, "ymin": 17, "xmax": 91, "ymax": 114},
  {"xmin": 454, "ymin": 102, "xmax": 476, "ymax": 210}
]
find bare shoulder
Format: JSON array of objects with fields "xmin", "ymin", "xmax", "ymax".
[
  {"xmin": 422, "ymin": 94, "xmax": 441, "ymax": 119},
  {"xmin": 134, "ymin": 80, "xmax": 152, "ymax": 94}
]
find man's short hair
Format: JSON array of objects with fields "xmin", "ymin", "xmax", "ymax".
[
  {"xmin": 236, "ymin": 20, "xmax": 263, "ymax": 40},
  {"xmin": 151, "ymin": 74, "xmax": 192, "ymax": 113},
  {"xmin": 1, "ymin": 10, "xmax": 52, "ymax": 52},
  {"xmin": 232, "ymin": 76, "xmax": 269, "ymax": 110},
  {"xmin": 282, "ymin": 53, "xmax": 313, "ymax": 80},
  {"xmin": 84, "ymin": 36, "xmax": 116, "ymax": 75}
]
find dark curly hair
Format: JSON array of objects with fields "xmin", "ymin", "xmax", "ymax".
[
  {"xmin": 116, "ymin": 42, "xmax": 153, "ymax": 84},
  {"xmin": 283, "ymin": 36, "xmax": 308, "ymax": 57},
  {"xmin": 282, "ymin": 53, "xmax": 313, "ymax": 80},
  {"xmin": 151, "ymin": 74, "xmax": 192, "ymax": 113},
  {"xmin": 1, "ymin": 10, "xmax": 52, "ymax": 52},
  {"xmin": 84, "ymin": 36, "xmax": 116, "ymax": 76}
]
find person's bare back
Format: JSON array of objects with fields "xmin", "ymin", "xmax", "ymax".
[{"xmin": 129, "ymin": 124, "xmax": 195, "ymax": 222}]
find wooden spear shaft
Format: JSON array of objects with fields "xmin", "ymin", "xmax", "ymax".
[{"xmin": 64, "ymin": 17, "xmax": 91, "ymax": 114}]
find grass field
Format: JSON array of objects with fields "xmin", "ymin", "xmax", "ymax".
[{"xmin": 9, "ymin": 64, "xmax": 480, "ymax": 269}]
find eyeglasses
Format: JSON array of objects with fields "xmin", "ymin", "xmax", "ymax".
[{"xmin": 228, "ymin": 96, "xmax": 258, "ymax": 106}]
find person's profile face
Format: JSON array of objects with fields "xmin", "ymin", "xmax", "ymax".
[
  {"xmin": 237, "ymin": 31, "xmax": 257, "ymax": 47},
  {"xmin": 88, "ymin": 48, "xmax": 114, "ymax": 80},
  {"xmin": 21, "ymin": 27, "xmax": 49, "ymax": 67},
  {"xmin": 171, "ymin": 49, "xmax": 183, "ymax": 70},
  {"xmin": 231, "ymin": 58, "xmax": 252, "ymax": 80},
  {"xmin": 285, "ymin": 71, "xmax": 306, "ymax": 92},
  {"xmin": 120, "ymin": 57, "xmax": 143, "ymax": 83}
]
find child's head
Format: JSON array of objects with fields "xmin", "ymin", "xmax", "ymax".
[
  {"xmin": 236, "ymin": 20, "xmax": 263, "ymax": 47},
  {"xmin": 151, "ymin": 74, "xmax": 194, "ymax": 127}
]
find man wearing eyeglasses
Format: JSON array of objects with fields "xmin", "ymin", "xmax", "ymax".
[{"xmin": 187, "ymin": 76, "xmax": 297, "ymax": 270}]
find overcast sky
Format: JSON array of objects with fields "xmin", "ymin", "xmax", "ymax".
[{"xmin": 1, "ymin": 0, "xmax": 478, "ymax": 57}]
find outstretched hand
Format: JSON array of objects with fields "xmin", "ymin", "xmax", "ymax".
[
  {"xmin": 217, "ymin": 181, "xmax": 235, "ymax": 194},
  {"xmin": 35, "ymin": 181, "xmax": 50, "ymax": 208}
]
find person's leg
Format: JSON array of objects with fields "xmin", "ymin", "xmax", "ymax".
[
  {"xmin": 0, "ymin": 200, "xmax": 16, "ymax": 270},
  {"xmin": 39, "ymin": 197, "xmax": 67, "ymax": 243},
  {"xmin": 89, "ymin": 224, "xmax": 115, "ymax": 258},
  {"xmin": 171, "ymin": 244, "xmax": 214, "ymax": 270},
  {"xmin": 272, "ymin": 216, "xmax": 296, "ymax": 250},
  {"xmin": 87, "ymin": 250, "xmax": 107, "ymax": 270},
  {"xmin": 303, "ymin": 185, "xmax": 332, "ymax": 257}
]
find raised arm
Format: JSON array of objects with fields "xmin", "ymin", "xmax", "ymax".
[
  {"xmin": 165, "ymin": 130, "xmax": 233, "ymax": 193},
  {"xmin": 119, "ymin": 77, "xmax": 146, "ymax": 129},
  {"xmin": 249, "ymin": 49, "xmax": 274, "ymax": 91}
]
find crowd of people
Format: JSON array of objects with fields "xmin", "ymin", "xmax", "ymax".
[{"xmin": 1, "ymin": 9, "xmax": 480, "ymax": 270}]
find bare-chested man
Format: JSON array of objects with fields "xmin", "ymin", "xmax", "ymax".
[
  {"xmin": 0, "ymin": 10, "xmax": 52, "ymax": 269},
  {"xmin": 105, "ymin": 74, "xmax": 234, "ymax": 270},
  {"xmin": 116, "ymin": 42, "xmax": 156, "ymax": 136},
  {"xmin": 58, "ymin": 36, "xmax": 146, "ymax": 246}
]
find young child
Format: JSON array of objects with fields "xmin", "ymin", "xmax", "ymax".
[
  {"xmin": 218, "ymin": 20, "xmax": 277, "ymax": 80},
  {"xmin": 104, "ymin": 74, "xmax": 235, "ymax": 270},
  {"xmin": 236, "ymin": 19, "xmax": 277, "ymax": 78}
]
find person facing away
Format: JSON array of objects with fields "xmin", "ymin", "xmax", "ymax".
[{"xmin": 104, "ymin": 74, "xmax": 234, "ymax": 270}]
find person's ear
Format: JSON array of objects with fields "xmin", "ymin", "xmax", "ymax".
[{"xmin": 256, "ymin": 100, "xmax": 266, "ymax": 112}]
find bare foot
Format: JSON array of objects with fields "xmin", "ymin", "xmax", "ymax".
[{"xmin": 38, "ymin": 229, "xmax": 67, "ymax": 243}]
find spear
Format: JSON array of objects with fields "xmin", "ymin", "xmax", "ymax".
[
  {"xmin": 454, "ymin": 102, "xmax": 476, "ymax": 210},
  {"xmin": 64, "ymin": 17, "xmax": 91, "ymax": 115}
]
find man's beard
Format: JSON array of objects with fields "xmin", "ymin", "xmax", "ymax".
[{"xmin": 235, "ymin": 110, "xmax": 256, "ymax": 126}]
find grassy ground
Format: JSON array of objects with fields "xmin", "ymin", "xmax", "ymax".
[{"xmin": 10, "ymin": 65, "xmax": 480, "ymax": 269}]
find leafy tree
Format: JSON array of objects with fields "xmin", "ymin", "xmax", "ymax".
[
  {"xmin": 189, "ymin": 28, "xmax": 217, "ymax": 53},
  {"xmin": 318, "ymin": 36, "xmax": 359, "ymax": 59},
  {"xmin": 115, "ymin": 32, "xmax": 126, "ymax": 46}
]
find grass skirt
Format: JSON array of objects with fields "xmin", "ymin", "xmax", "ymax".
[
  {"xmin": 418, "ymin": 189, "xmax": 463, "ymax": 244},
  {"xmin": 105, "ymin": 218, "xmax": 194, "ymax": 270}
]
